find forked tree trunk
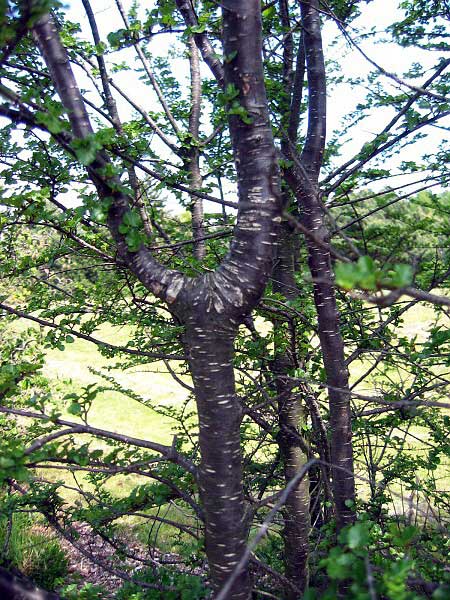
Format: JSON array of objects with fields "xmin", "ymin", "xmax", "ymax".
[{"xmin": 33, "ymin": 4, "xmax": 282, "ymax": 598}]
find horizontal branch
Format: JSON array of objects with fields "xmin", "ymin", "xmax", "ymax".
[
  {"xmin": 1, "ymin": 405, "xmax": 197, "ymax": 478},
  {"xmin": 0, "ymin": 302, "xmax": 186, "ymax": 361},
  {"xmin": 347, "ymin": 287, "xmax": 450, "ymax": 308}
]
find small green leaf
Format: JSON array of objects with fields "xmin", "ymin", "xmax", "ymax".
[
  {"xmin": 347, "ymin": 522, "xmax": 370, "ymax": 549},
  {"xmin": 190, "ymin": 23, "xmax": 205, "ymax": 34},
  {"xmin": 334, "ymin": 262, "xmax": 359, "ymax": 290},
  {"xmin": 224, "ymin": 50, "xmax": 238, "ymax": 63},
  {"xmin": 68, "ymin": 402, "xmax": 82, "ymax": 415},
  {"xmin": 262, "ymin": 5, "xmax": 276, "ymax": 19},
  {"xmin": 433, "ymin": 584, "xmax": 450, "ymax": 600},
  {"xmin": 35, "ymin": 111, "xmax": 65, "ymax": 134},
  {"xmin": 0, "ymin": 456, "xmax": 15, "ymax": 468},
  {"xmin": 389, "ymin": 263, "xmax": 414, "ymax": 287},
  {"xmin": 71, "ymin": 135, "xmax": 103, "ymax": 166},
  {"xmin": 125, "ymin": 230, "xmax": 144, "ymax": 252}
]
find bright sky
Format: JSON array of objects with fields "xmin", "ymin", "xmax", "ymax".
[{"xmin": 26, "ymin": 2, "xmax": 450, "ymax": 209}]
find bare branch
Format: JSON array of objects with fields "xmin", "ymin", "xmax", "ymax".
[
  {"xmin": 0, "ymin": 301, "xmax": 185, "ymax": 361},
  {"xmin": 175, "ymin": 0, "xmax": 225, "ymax": 87},
  {"xmin": 1, "ymin": 405, "xmax": 197, "ymax": 477}
]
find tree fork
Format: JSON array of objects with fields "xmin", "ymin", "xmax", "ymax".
[{"xmin": 32, "ymin": 3, "xmax": 282, "ymax": 596}]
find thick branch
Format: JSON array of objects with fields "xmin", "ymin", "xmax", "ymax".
[
  {"xmin": 32, "ymin": 13, "xmax": 186, "ymax": 304},
  {"xmin": 175, "ymin": 0, "xmax": 225, "ymax": 87},
  {"xmin": 187, "ymin": 35, "xmax": 206, "ymax": 260},
  {"xmin": 299, "ymin": 0, "xmax": 326, "ymax": 177}
]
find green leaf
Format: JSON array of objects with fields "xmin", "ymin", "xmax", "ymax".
[
  {"xmin": 71, "ymin": 134, "xmax": 104, "ymax": 166},
  {"xmin": 35, "ymin": 111, "xmax": 65, "ymax": 134},
  {"xmin": 190, "ymin": 23, "xmax": 206, "ymax": 34},
  {"xmin": 0, "ymin": 456, "xmax": 15, "ymax": 468},
  {"xmin": 335, "ymin": 256, "xmax": 379, "ymax": 290},
  {"xmin": 388, "ymin": 264, "xmax": 414, "ymax": 287},
  {"xmin": 324, "ymin": 548, "xmax": 354, "ymax": 579},
  {"xmin": 391, "ymin": 524, "xmax": 419, "ymax": 547},
  {"xmin": 228, "ymin": 101, "xmax": 253, "ymax": 124},
  {"xmin": 334, "ymin": 262, "xmax": 359, "ymax": 290},
  {"xmin": 224, "ymin": 50, "xmax": 238, "ymax": 63},
  {"xmin": 262, "ymin": 5, "xmax": 276, "ymax": 19},
  {"xmin": 123, "ymin": 210, "xmax": 142, "ymax": 228},
  {"xmin": 125, "ymin": 230, "xmax": 144, "ymax": 252},
  {"xmin": 433, "ymin": 584, "xmax": 450, "ymax": 600},
  {"xmin": 68, "ymin": 402, "xmax": 82, "ymax": 415},
  {"xmin": 347, "ymin": 522, "xmax": 370, "ymax": 549}
]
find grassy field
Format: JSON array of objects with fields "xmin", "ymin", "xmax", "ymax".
[{"xmin": 19, "ymin": 321, "xmax": 190, "ymax": 445}]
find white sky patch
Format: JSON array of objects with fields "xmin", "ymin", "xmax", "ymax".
[{"xmin": 2, "ymin": 1, "xmax": 447, "ymax": 211}]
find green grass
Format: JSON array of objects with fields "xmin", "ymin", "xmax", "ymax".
[
  {"xmin": 0, "ymin": 513, "xmax": 68, "ymax": 590},
  {"xmin": 6, "ymin": 319, "xmax": 192, "ymax": 506},
  {"xmin": 347, "ymin": 300, "xmax": 450, "ymax": 511},
  {"xmin": 22, "ymin": 321, "xmax": 191, "ymax": 444}
]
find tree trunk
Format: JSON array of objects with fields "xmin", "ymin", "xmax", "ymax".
[
  {"xmin": 185, "ymin": 317, "xmax": 251, "ymax": 600},
  {"xmin": 273, "ymin": 222, "xmax": 310, "ymax": 596},
  {"xmin": 33, "ymin": 6, "xmax": 282, "ymax": 597},
  {"xmin": 287, "ymin": 0, "xmax": 356, "ymax": 530},
  {"xmin": 302, "ymin": 198, "xmax": 355, "ymax": 529}
]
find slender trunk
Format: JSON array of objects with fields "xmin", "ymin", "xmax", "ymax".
[
  {"xmin": 188, "ymin": 35, "xmax": 205, "ymax": 261},
  {"xmin": 301, "ymin": 193, "xmax": 355, "ymax": 529},
  {"xmin": 185, "ymin": 319, "xmax": 251, "ymax": 600},
  {"xmin": 273, "ymin": 222, "xmax": 310, "ymax": 596},
  {"xmin": 286, "ymin": 0, "xmax": 356, "ymax": 530}
]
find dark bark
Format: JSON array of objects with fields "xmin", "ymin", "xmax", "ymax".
[
  {"xmin": 184, "ymin": 317, "xmax": 250, "ymax": 597},
  {"xmin": 175, "ymin": 0, "xmax": 225, "ymax": 87},
  {"xmin": 81, "ymin": 0, "xmax": 152, "ymax": 238},
  {"xmin": 286, "ymin": 0, "xmax": 356, "ymax": 529},
  {"xmin": 272, "ymin": 6, "xmax": 311, "ymax": 591},
  {"xmin": 272, "ymin": 225, "xmax": 310, "ymax": 596},
  {"xmin": 0, "ymin": 566, "xmax": 59, "ymax": 600},
  {"xmin": 288, "ymin": 31, "xmax": 306, "ymax": 147}
]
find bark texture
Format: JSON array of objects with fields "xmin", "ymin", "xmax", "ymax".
[
  {"xmin": 187, "ymin": 36, "xmax": 206, "ymax": 261},
  {"xmin": 0, "ymin": 566, "xmax": 59, "ymax": 600},
  {"xmin": 185, "ymin": 317, "xmax": 249, "ymax": 597}
]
